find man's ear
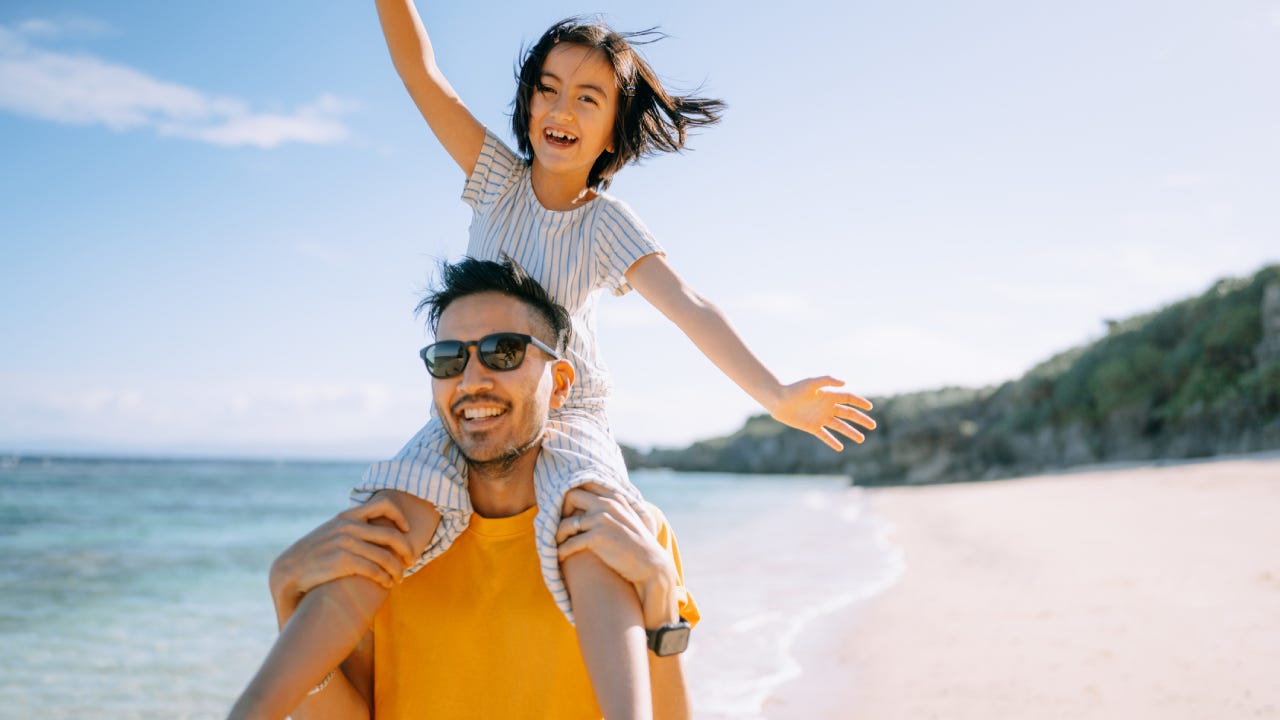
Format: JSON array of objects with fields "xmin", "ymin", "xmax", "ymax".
[{"xmin": 548, "ymin": 359, "xmax": 575, "ymax": 409}]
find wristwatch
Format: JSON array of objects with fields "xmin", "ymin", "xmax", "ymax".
[{"xmin": 645, "ymin": 617, "xmax": 691, "ymax": 657}]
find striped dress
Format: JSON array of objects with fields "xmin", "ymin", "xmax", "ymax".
[{"xmin": 351, "ymin": 130, "xmax": 663, "ymax": 622}]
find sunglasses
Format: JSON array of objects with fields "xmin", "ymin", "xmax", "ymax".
[{"xmin": 420, "ymin": 332, "xmax": 560, "ymax": 379}]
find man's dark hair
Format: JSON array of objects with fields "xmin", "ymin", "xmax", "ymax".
[
  {"xmin": 416, "ymin": 256, "xmax": 572, "ymax": 353},
  {"xmin": 511, "ymin": 16, "xmax": 725, "ymax": 191}
]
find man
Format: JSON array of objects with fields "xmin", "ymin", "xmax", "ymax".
[{"xmin": 267, "ymin": 258, "xmax": 697, "ymax": 719}]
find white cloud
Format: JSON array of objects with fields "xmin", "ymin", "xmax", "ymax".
[
  {"xmin": 14, "ymin": 16, "xmax": 112, "ymax": 39},
  {"xmin": 0, "ymin": 20, "xmax": 351, "ymax": 148},
  {"xmin": 0, "ymin": 376, "xmax": 424, "ymax": 457}
]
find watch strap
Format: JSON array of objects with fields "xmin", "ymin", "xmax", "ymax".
[{"xmin": 645, "ymin": 617, "xmax": 691, "ymax": 656}]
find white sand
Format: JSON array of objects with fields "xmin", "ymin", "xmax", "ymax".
[{"xmin": 764, "ymin": 455, "xmax": 1280, "ymax": 719}]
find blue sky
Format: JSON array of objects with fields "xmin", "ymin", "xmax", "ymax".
[{"xmin": 2, "ymin": 1, "xmax": 1278, "ymax": 459}]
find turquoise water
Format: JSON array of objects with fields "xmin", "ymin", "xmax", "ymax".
[{"xmin": 0, "ymin": 457, "xmax": 899, "ymax": 719}]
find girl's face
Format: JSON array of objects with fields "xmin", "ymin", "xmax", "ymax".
[{"xmin": 527, "ymin": 43, "xmax": 619, "ymax": 185}]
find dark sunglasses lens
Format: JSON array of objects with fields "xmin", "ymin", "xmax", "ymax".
[
  {"xmin": 479, "ymin": 334, "xmax": 527, "ymax": 370},
  {"xmin": 424, "ymin": 341, "xmax": 467, "ymax": 378}
]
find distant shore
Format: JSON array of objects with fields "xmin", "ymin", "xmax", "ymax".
[{"xmin": 763, "ymin": 454, "xmax": 1280, "ymax": 719}]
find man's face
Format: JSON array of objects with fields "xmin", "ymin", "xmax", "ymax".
[{"xmin": 431, "ymin": 292, "xmax": 569, "ymax": 468}]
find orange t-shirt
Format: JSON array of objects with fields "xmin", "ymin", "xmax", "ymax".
[{"xmin": 372, "ymin": 504, "xmax": 698, "ymax": 719}]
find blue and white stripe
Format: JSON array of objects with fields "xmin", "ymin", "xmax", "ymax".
[
  {"xmin": 464, "ymin": 129, "xmax": 664, "ymax": 407},
  {"xmin": 351, "ymin": 129, "xmax": 661, "ymax": 622}
]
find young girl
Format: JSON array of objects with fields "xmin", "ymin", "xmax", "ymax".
[{"xmin": 231, "ymin": 3, "xmax": 875, "ymax": 718}]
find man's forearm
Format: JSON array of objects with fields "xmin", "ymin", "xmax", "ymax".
[
  {"xmin": 649, "ymin": 653, "xmax": 691, "ymax": 720},
  {"xmin": 280, "ymin": 670, "xmax": 370, "ymax": 720},
  {"xmin": 232, "ymin": 578, "xmax": 387, "ymax": 720},
  {"xmin": 638, "ymin": 565, "xmax": 690, "ymax": 720}
]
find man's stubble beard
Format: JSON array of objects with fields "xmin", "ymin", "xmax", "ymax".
[
  {"xmin": 441, "ymin": 397, "xmax": 549, "ymax": 481},
  {"xmin": 463, "ymin": 428, "xmax": 544, "ymax": 479}
]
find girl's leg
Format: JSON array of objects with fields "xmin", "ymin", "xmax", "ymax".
[
  {"xmin": 536, "ymin": 408, "xmax": 651, "ymax": 719},
  {"xmin": 563, "ymin": 550, "xmax": 651, "ymax": 720},
  {"xmin": 228, "ymin": 491, "xmax": 439, "ymax": 720},
  {"xmin": 352, "ymin": 416, "xmax": 474, "ymax": 572}
]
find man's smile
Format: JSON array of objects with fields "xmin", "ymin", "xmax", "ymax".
[{"xmin": 452, "ymin": 397, "xmax": 512, "ymax": 430}]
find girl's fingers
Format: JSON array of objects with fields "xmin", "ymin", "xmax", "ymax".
[
  {"xmin": 814, "ymin": 426, "xmax": 844, "ymax": 452},
  {"xmin": 829, "ymin": 418, "xmax": 866, "ymax": 445},
  {"xmin": 831, "ymin": 391, "xmax": 874, "ymax": 412},
  {"xmin": 801, "ymin": 375, "xmax": 844, "ymax": 393},
  {"xmin": 834, "ymin": 404, "xmax": 877, "ymax": 431}
]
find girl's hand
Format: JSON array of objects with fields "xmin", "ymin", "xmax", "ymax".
[{"xmin": 769, "ymin": 376, "xmax": 876, "ymax": 452}]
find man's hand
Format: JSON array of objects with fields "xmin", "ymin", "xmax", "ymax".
[
  {"xmin": 768, "ymin": 375, "xmax": 876, "ymax": 452},
  {"xmin": 269, "ymin": 495, "xmax": 417, "ymax": 624},
  {"xmin": 556, "ymin": 483, "xmax": 680, "ymax": 629}
]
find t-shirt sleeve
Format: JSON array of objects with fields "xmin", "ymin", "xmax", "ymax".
[
  {"xmin": 647, "ymin": 503, "xmax": 700, "ymax": 627},
  {"xmin": 593, "ymin": 198, "xmax": 665, "ymax": 297},
  {"xmin": 461, "ymin": 129, "xmax": 522, "ymax": 211}
]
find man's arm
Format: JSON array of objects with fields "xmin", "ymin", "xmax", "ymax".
[
  {"xmin": 637, "ymin": 551, "xmax": 691, "ymax": 720},
  {"xmin": 282, "ymin": 631, "xmax": 374, "ymax": 720},
  {"xmin": 235, "ymin": 494, "xmax": 434, "ymax": 719}
]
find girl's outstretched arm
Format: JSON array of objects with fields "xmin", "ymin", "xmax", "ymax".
[
  {"xmin": 626, "ymin": 254, "xmax": 876, "ymax": 451},
  {"xmin": 374, "ymin": 0, "xmax": 485, "ymax": 174}
]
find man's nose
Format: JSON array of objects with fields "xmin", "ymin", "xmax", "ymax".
[{"xmin": 455, "ymin": 347, "xmax": 494, "ymax": 393}]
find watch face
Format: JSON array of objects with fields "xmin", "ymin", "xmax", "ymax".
[{"xmin": 656, "ymin": 625, "xmax": 691, "ymax": 656}]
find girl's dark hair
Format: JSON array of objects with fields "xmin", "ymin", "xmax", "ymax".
[
  {"xmin": 512, "ymin": 16, "xmax": 726, "ymax": 190},
  {"xmin": 417, "ymin": 256, "xmax": 572, "ymax": 353}
]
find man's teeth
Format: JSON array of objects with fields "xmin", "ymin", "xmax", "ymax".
[{"xmin": 463, "ymin": 407, "xmax": 504, "ymax": 420}]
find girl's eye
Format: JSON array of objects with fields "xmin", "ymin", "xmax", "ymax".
[
  {"xmin": 579, "ymin": 95, "xmax": 598, "ymax": 105},
  {"xmin": 537, "ymin": 84, "xmax": 556, "ymax": 95}
]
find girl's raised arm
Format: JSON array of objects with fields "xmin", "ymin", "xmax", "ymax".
[{"xmin": 375, "ymin": 0, "xmax": 486, "ymax": 175}]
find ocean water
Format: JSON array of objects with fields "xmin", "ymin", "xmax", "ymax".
[{"xmin": 0, "ymin": 457, "xmax": 900, "ymax": 719}]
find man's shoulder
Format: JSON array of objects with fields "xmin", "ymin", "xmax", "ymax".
[{"xmin": 641, "ymin": 502, "xmax": 677, "ymax": 543}]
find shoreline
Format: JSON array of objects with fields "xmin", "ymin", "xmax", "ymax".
[{"xmin": 764, "ymin": 454, "xmax": 1280, "ymax": 719}]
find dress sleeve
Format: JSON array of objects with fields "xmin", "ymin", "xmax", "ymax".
[
  {"xmin": 646, "ymin": 503, "xmax": 700, "ymax": 627},
  {"xmin": 461, "ymin": 129, "xmax": 523, "ymax": 211},
  {"xmin": 592, "ymin": 197, "xmax": 665, "ymax": 297}
]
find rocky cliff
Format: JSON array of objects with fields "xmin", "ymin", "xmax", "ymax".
[{"xmin": 626, "ymin": 265, "xmax": 1280, "ymax": 485}]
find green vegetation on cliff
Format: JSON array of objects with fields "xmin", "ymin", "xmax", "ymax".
[{"xmin": 626, "ymin": 265, "xmax": 1280, "ymax": 484}]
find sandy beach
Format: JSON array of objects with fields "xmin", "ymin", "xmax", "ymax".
[{"xmin": 764, "ymin": 454, "xmax": 1280, "ymax": 719}]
